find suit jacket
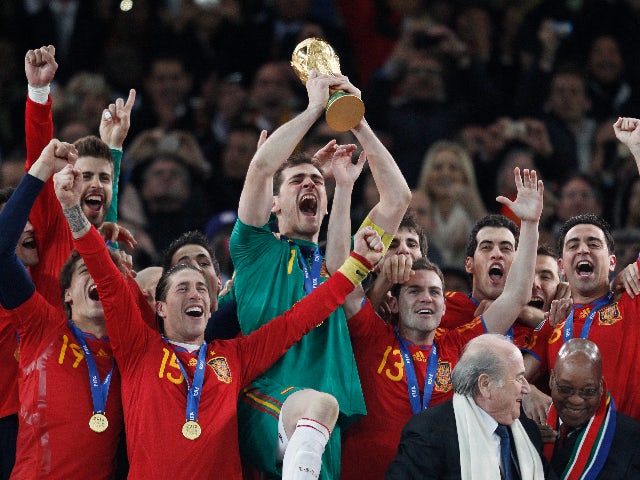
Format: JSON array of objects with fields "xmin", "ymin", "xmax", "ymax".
[
  {"xmin": 386, "ymin": 400, "xmax": 557, "ymax": 480},
  {"xmin": 551, "ymin": 411, "xmax": 640, "ymax": 478}
]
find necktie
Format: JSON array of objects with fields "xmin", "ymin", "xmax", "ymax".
[
  {"xmin": 496, "ymin": 424, "xmax": 513, "ymax": 480},
  {"xmin": 557, "ymin": 423, "xmax": 574, "ymax": 452}
]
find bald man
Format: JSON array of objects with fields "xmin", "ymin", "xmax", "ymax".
[{"xmin": 545, "ymin": 338, "xmax": 640, "ymax": 478}]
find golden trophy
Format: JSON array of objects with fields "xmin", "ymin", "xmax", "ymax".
[{"xmin": 291, "ymin": 38, "xmax": 365, "ymax": 132}]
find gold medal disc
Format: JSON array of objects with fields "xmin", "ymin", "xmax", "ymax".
[
  {"xmin": 89, "ymin": 413, "xmax": 109, "ymax": 433},
  {"xmin": 182, "ymin": 420, "xmax": 201, "ymax": 440}
]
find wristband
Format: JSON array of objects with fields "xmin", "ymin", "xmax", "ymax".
[
  {"xmin": 338, "ymin": 252, "xmax": 373, "ymax": 286},
  {"xmin": 28, "ymin": 84, "xmax": 50, "ymax": 104},
  {"xmin": 358, "ymin": 216, "xmax": 393, "ymax": 255}
]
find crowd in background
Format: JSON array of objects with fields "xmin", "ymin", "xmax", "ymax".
[{"xmin": 1, "ymin": 0, "xmax": 640, "ymax": 276}]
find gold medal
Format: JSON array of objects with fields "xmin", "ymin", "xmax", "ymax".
[
  {"xmin": 89, "ymin": 413, "xmax": 109, "ymax": 433},
  {"xmin": 182, "ymin": 420, "xmax": 201, "ymax": 440}
]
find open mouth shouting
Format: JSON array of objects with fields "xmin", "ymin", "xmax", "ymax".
[
  {"xmin": 488, "ymin": 263, "xmax": 504, "ymax": 283},
  {"xmin": 528, "ymin": 295, "xmax": 544, "ymax": 310},
  {"xmin": 20, "ymin": 233, "xmax": 37, "ymax": 250},
  {"xmin": 83, "ymin": 191, "xmax": 105, "ymax": 215},
  {"xmin": 88, "ymin": 284, "xmax": 100, "ymax": 301},
  {"xmin": 185, "ymin": 305, "xmax": 205, "ymax": 318},
  {"xmin": 575, "ymin": 260, "xmax": 594, "ymax": 277},
  {"xmin": 298, "ymin": 194, "xmax": 317, "ymax": 217}
]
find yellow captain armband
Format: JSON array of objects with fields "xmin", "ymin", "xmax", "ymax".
[
  {"xmin": 358, "ymin": 217, "xmax": 393, "ymax": 255},
  {"xmin": 338, "ymin": 252, "xmax": 374, "ymax": 286}
]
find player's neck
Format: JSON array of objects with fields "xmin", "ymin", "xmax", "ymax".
[
  {"xmin": 280, "ymin": 229, "xmax": 319, "ymax": 245},
  {"xmin": 572, "ymin": 287, "xmax": 611, "ymax": 306},
  {"xmin": 399, "ymin": 325, "xmax": 435, "ymax": 347},
  {"xmin": 73, "ymin": 316, "xmax": 107, "ymax": 339}
]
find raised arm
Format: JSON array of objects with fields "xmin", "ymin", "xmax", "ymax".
[
  {"xmin": 482, "ymin": 168, "xmax": 543, "ymax": 333},
  {"xmin": 238, "ymin": 72, "xmax": 358, "ymax": 226},
  {"xmin": 325, "ymin": 147, "xmax": 366, "ymax": 273},
  {"xmin": 24, "ymin": 45, "xmax": 57, "ymax": 169},
  {"xmin": 352, "ymin": 118, "xmax": 411, "ymax": 234},
  {"xmin": 99, "ymin": 88, "xmax": 136, "ymax": 223},
  {"xmin": 613, "ymin": 117, "xmax": 640, "ymax": 174},
  {"xmin": 0, "ymin": 140, "xmax": 76, "ymax": 309}
]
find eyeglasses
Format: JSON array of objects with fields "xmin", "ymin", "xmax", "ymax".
[{"xmin": 551, "ymin": 376, "xmax": 601, "ymax": 398}]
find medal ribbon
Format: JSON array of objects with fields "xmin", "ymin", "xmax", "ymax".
[
  {"xmin": 298, "ymin": 245, "xmax": 322, "ymax": 294},
  {"xmin": 172, "ymin": 341, "xmax": 208, "ymax": 422},
  {"xmin": 68, "ymin": 320, "xmax": 114, "ymax": 415},
  {"xmin": 563, "ymin": 293, "xmax": 612, "ymax": 342},
  {"xmin": 394, "ymin": 328, "xmax": 438, "ymax": 414},
  {"xmin": 281, "ymin": 236, "xmax": 323, "ymax": 294}
]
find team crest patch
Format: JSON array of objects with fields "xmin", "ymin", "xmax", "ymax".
[
  {"xmin": 598, "ymin": 303, "xmax": 621, "ymax": 326},
  {"xmin": 435, "ymin": 361, "xmax": 452, "ymax": 392},
  {"xmin": 13, "ymin": 347, "xmax": 19, "ymax": 362},
  {"xmin": 208, "ymin": 357, "xmax": 232, "ymax": 383},
  {"xmin": 320, "ymin": 261, "xmax": 330, "ymax": 278}
]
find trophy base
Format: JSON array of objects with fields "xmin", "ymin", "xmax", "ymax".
[{"xmin": 325, "ymin": 92, "xmax": 365, "ymax": 132}]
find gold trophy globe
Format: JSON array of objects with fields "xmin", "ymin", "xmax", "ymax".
[{"xmin": 291, "ymin": 38, "xmax": 365, "ymax": 132}]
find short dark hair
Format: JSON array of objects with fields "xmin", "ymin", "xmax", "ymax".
[
  {"xmin": 537, "ymin": 243, "xmax": 558, "ymax": 259},
  {"xmin": 273, "ymin": 153, "xmax": 323, "ymax": 195},
  {"xmin": 390, "ymin": 257, "xmax": 444, "ymax": 298},
  {"xmin": 74, "ymin": 135, "xmax": 114, "ymax": 164},
  {"xmin": 162, "ymin": 230, "xmax": 220, "ymax": 275},
  {"xmin": 465, "ymin": 215, "xmax": 519, "ymax": 259},
  {"xmin": 557, "ymin": 214, "xmax": 614, "ymax": 254},
  {"xmin": 399, "ymin": 210, "xmax": 428, "ymax": 256}
]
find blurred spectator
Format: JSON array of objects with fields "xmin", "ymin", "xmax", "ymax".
[
  {"xmin": 129, "ymin": 52, "xmax": 196, "ymax": 139},
  {"xmin": 612, "ymin": 228, "xmax": 640, "ymax": 279},
  {"xmin": 196, "ymin": 71, "xmax": 250, "ymax": 155},
  {"xmin": 540, "ymin": 66, "xmax": 597, "ymax": 182},
  {"xmin": 494, "ymin": 146, "xmax": 541, "ymax": 222},
  {"xmin": 15, "ymin": 1, "xmax": 108, "ymax": 84},
  {"xmin": 204, "ymin": 209, "xmax": 238, "ymax": 285},
  {"xmin": 53, "ymin": 72, "xmax": 111, "ymax": 135},
  {"xmin": 364, "ymin": 49, "xmax": 466, "ymax": 183},
  {"xmin": 0, "ymin": 148, "xmax": 25, "ymax": 189},
  {"xmin": 245, "ymin": 0, "xmax": 355, "ymax": 78},
  {"xmin": 363, "ymin": 17, "xmax": 502, "ymax": 184},
  {"xmin": 514, "ymin": 0, "xmax": 591, "ymax": 75},
  {"xmin": 119, "ymin": 129, "xmax": 211, "ymax": 268},
  {"xmin": 206, "ymin": 123, "xmax": 261, "ymax": 214},
  {"xmin": 416, "ymin": 140, "xmax": 487, "ymax": 267},
  {"xmin": 0, "ymin": 38, "xmax": 24, "ymax": 156},
  {"xmin": 246, "ymin": 60, "xmax": 302, "ymax": 133},
  {"xmin": 613, "ymin": 176, "xmax": 640, "ymax": 231},
  {"xmin": 543, "ymin": 173, "xmax": 603, "ymax": 237},
  {"xmin": 586, "ymin": 34, "xmax": 640, "ymax": 122},
  {"xmin": 441, "ymin": 265, "xmax": 472, "ymax": 294},
  {"xmin": 408, "ymin": 189, "xmax": 443, "ymax": 266},
  {"xmin": 591, "ymin": 119, "xmax": 638, "ymax": 221}
]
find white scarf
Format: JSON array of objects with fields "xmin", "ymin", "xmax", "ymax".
[{"xmin": 453, "ymin": 393, "xmax": 544, "ymax": 480}]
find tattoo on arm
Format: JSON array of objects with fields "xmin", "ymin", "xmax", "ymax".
[{"xmin": 63, "ymin": 205, "xmax": 90, "ymax": 233}]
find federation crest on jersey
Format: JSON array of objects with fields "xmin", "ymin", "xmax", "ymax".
[
  {"xmin": 598, "ymin": 303, "xmax": 621, "ymax": 326},
  {"xmin": 435, "ymin": 361, "xmax": 452, "ymax": 392},
  {"xmin": 208, "ymin": 356, "xmax": 232, "ymax": 383}
]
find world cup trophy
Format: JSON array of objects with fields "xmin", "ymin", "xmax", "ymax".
[{"xmin": 291, "ymin": 38, "xmax": 365, "ymax": 132}]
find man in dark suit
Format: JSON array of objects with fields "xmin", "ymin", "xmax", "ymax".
[
  {"xmin": 544, "ymin": 338, "xmax": 640, "ymax": 478},
  {"xmin": 387, "ymin": 334, "xmax": 555, "ymax": 479}
]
